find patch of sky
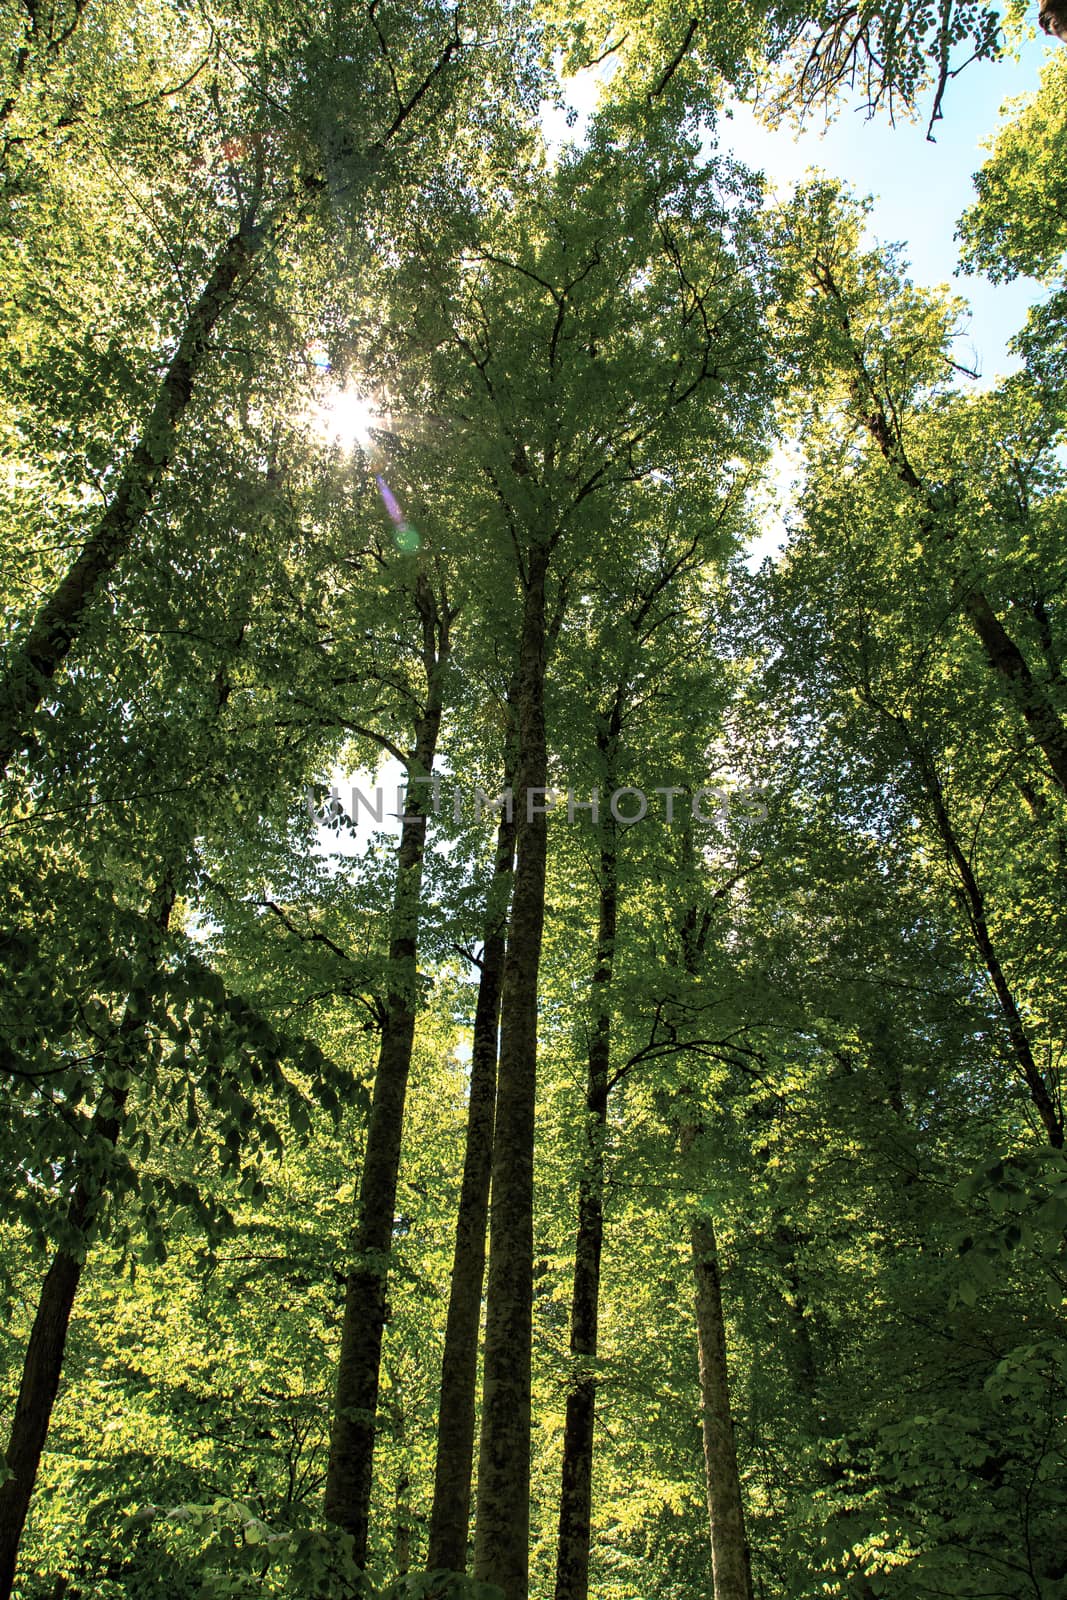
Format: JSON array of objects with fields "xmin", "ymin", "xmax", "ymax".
[
  {"xmin": 539, "ymin": 30, "xmax": 1060, "ymax": 570},
  {"xmin": 310, "ymin": 756, "xmax": 406, "ymax": 858}
]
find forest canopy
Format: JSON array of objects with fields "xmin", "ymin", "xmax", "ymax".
[{"xmin": 1, "ymin": 3, "xmax": 1066, "ymax": 1600}]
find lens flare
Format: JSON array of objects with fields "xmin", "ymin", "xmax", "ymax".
[
  {"xmin": 311, "ymin": 386, "xmax": 377, "ymax": 451},
  {"xmin": 376, "ymin": 474, "xmax": 420, "ymax": 551},
  {"xmin": 308, "ymin": 382, "xmax": 419, "ymax": 550}
]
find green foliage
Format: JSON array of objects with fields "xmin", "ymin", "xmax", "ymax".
[
  {"xmin": 959, "ymin": 50, "xmax": 1067, "ymax": 282},
  {"xmin": 2, "ymin": 6, "xmax": 1067, "ymax": 1600},
  {"xmin": 544, "ymin": 0, "xmax": 1002, "ymax": 128}
]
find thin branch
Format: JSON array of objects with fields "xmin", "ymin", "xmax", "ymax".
[
  {"xmin": 648, "ymin": 16, "xmax": 699, "ymax": 101},
  {"xmin": 373, "ymin": 25, "xmax": 462, "ymax": 149}
]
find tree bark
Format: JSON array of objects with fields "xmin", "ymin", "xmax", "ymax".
[
  {"xmin": 0, "ymin": 882, "xmax": 176, "ymax": 1600},
  {"xmin": 473, "ymin": 535, "xmax": 550, "ymax": 1600},
  {"xmin": 0, "ymin": 215, "xmax": 263, "ymax": 776},
  {"xmin": 553, "ymin": 821, "xmax": 616, "ymax": 1600},
  {"xmin": 394, "ymin": 1472, "xmax": 412, "ymax": 1578},
  {"xmin": 427, "ymin": 745, "xmax": 517, "ymax": 1575},
  {"xmin": 687, "ymin": 1185, "xmax": 753, "ymax": 1600},
  {"xmin": 324, "ymin": 576, "xmax": 449, "ymax": 1564}
]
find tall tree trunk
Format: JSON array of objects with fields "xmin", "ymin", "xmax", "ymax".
[
  {"xmin": 671, "ymin": 844, "xmax": 755, "ymax": 1593},
  {"xmin": 686, "ymin": 1172, "xmax": 753, "ymax": 1600},
  {"xmin": 907, "ymin": 739, "xmax": 1064, "ymax": 1146},
  {"xmin": 473, "ymin": 535, "xmax": 550, "ymax": 1600},
  {"xmin": 0, "ymin": 1240, "xmax": 88, "ymax": 1600},
  {"xmin": 0, "ymin": 611, "xmax": 256, "ymax": 1595},
  {"xmin": 553, "ymin": 819, "xmax": 617, "ymax": 1600},
  {"xmin": 0, "ymin": 1134, "xmax": 119, "ymax": 1600},
  {"xmin": 324, "ymin": 577, "xmax": 449, "ymax": 1564},
  {"xmin": 0, "ymin": 880, "xmax": 177, "ymax": 1600},
  {"xmin": 0, "ymin": 214, "xmax": 264, "ymax": 776},
  {"xmin": 427, "ymin": 748, "xmax": 517, "ymax": 1575},
  {"xmin": 674, "ymin": 863, "xmax": 752, "ymax": 1600}
]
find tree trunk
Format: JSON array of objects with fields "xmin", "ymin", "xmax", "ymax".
[
  {"xmin": 324, "ymin": 578, "xmax": 449, "ymax": 1564},
  {"xmin": 907, "ymin": 738, "xmax": 1063, "ymax": 1146},
  {"xmin": 0, "ymin": 215, "xmax": 263, "ymax": 776},
  {"xmin": 0, "ymin": 1178, "xmax": 103, "ymax": 1600},
  {"xmin": 960, "ymin": 590, "xmax": 1067, "ymax": 797},
  {"xmin": 554, "ymin": 822, "xmax": 616, "ymax": 1600},
  {"xmin": 427, "ymin": 758, "xmax": 517, "ymax": 1575},
  {"xmin": 669, "ymin": 852, "xmax": 754, "ymax": 1600},
  {"xmin": 394, "ymin": 1472, "xmax": 412, "ymax": 1578},
  {"xmin": 473, "ymin": 535, "xmax": 550, "ymax": 1600},
  {"xmin": 0, "ymin": 883, "xmax": 176, "ymax": 1600},
  {"xmin": 688, "ymin": 1192, "xmax": 753, "ymax": 1600},
  {"xmin": 0, "ymin": 602, "xmax": 254, "ymax": 1593}
]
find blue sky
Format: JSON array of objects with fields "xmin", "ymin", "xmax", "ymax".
[
  {"xmin": 716, "ymin": 33, "xmax": 1056, "ymax": 384},
  {"xmin": 545, "ymin": 28, "xmax": 1060, "ymax": 560},
  {"xmin": 543, "ymin": 29, "xmax": 1057, "ymax": 381}
]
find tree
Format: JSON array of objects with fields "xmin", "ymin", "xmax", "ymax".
[
  {"xmin": 546, "ymin": 0, "xmax": 1003, "ymax": 129},
  {"xmin": 958, "ymin": 47, "xmax": 1067, "ymax": 284},
  {"xmin": 548, "ymin": 494, "xmax": 756, "ymax": 1600},
  {"xmin": 0, "ymin": 447, "xmax": 349, "ymax": 1596},
  {"xmin": 427, "ymin": 701, "xmax": 517, "ymax": 1577},
  {"xmin": 776, "ymin": 182, "xmax": 1067, "ymax": 797},
  {"xmin": 5, "ymin": 4, "xmax": 1067, "ymax": 1598},
  {"xmin": 387, "ymin": 113, "xmax": 773, "ymax": 1600},
  {"xmin": 0, "ymin": 0, "xmax": 541, "ymax": 777},
  {"xmin": 323, "ymin": 564, "xmax": 455, "ymax": 1563}
]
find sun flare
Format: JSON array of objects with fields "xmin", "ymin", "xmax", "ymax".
[{"xmin": 311, "ymin": 385, "xmax": 379, "ymax": 452}]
